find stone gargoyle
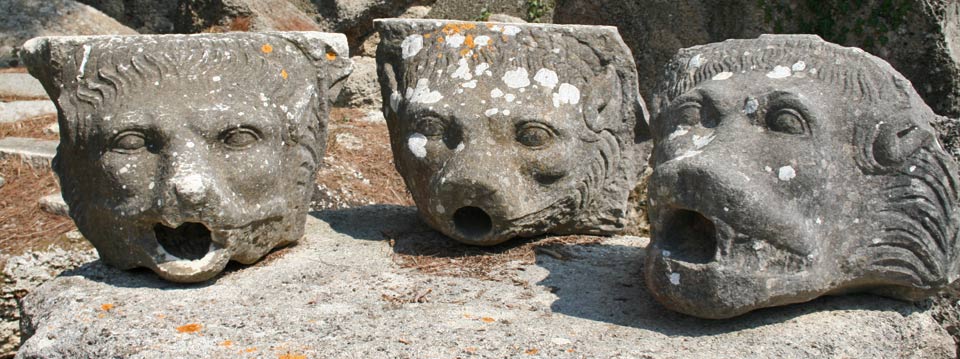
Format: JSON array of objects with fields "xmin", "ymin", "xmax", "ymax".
[
  {"xmin": 645, "ymin": 34, "xmax": 960, "ymax": 318},
  {"xmin": 376, "ymin": 19, "xmax": 650, "ymax": 246},
  {"xmin": 21, "ymin": 32, "xmax": 351, "ymax": 282}
]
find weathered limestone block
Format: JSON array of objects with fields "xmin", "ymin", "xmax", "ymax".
[
  {"xmin": 13, "ymin": 208, "xmax": 957, "ymax": 357},
  {"xmin": 19, "ymin": 32, "xmax": 351, "ymax": 283},
  {"xmin": 376, "ymin": 19, "xmax": 650, "ymax": 245},
  {"xmin": 645, "ymin": 34, "xmax": 960, "ymax": 319}
]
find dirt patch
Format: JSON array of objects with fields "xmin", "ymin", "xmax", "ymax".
[
  {"xmin": 314, "ymin": 108, "xmax": 413, "ymax": 209},
  {"xmin": 386, "ymin": 227, "xmax": 604, "ymax": 280},
  {"xmin": 0, "ymin": 158, "xmax": 82, "ymax": 256},
  {"xmin": 0, "ymin": 114, "xmax": 58, "ymax": 140}
]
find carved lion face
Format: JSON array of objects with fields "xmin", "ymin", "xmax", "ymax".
[
  {"xmin": 23, "ymin": 33, "xmax": 350, "ymax": 282},
  {"xmin": 645, "ymin": 35, "xmax": 960, "ymax": 318},
  {"xmin": 376, "ymin": 20, "xmax": 649, "ymax": 245}
]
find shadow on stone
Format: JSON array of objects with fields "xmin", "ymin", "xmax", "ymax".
[
  {"xmin": 535, "ymin": 241, "xmax": 929, "ymax": 335},
  {"xmin": 55, "ymin": 241, "xmax": 304, "ymax": 290},
  {"xmin": 313, "ymin": 204, "xmax": 570, "ymax": 260}
]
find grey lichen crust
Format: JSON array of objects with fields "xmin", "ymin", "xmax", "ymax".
[
  {"xmin": 20, "ymin": 32, "xmax": 352, "ymax": 283},
  {"xmin": 646, "ymin": 34, "xmax": 960, "ymax": 319},
  {"xmin": 376, "ymin": 19, "xmax": 650, "ymax": 246}
]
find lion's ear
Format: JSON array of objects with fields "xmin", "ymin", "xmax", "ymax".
[
  {"xmin": 872, "ymin": 122, "xmax": 932, "ymax": 167},
  {"xmin": 582, "ymin": 65, "xmax": 622, "ymax": 132}
]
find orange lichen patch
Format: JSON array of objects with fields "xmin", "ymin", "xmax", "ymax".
[
  {"xmin": 462, "ymin": 313, "xmax": 473, "ymax": 319},
  {"xmin": 436, "ymin": 36, "xmax": 444, "ymax": 43},
  {"xmin": 261, "ymin": 44, "xmax": 274, "ymax": 54},
  {"xmin": 459, "ymin": 48, "xmax": 471, "ymax": 57},
  {"xmin": 278, "ymin": 353, "xmax": 306, "ymax": 359},
  {"xmin": 100, "ymin": 303, "xmax": 114, "ymax": 311},
  {"xmin": 480, "ymin": 317, "xmax": 496, "ymax": 323},
  {"xmin": 244, "ymin": 347, "xmax": 258, "ymax": 353},
  {"xmin": 176, "ymin": 323, "xmax": 202, "ymax": 333},
  {"xmin": 281, "ymin": 69, "xmax": 289, "ymax": 79},
  {"xmin": 219, "ymin": 340, "xmax": 233, "ymax": 347},
  {"xmin": 423, "ymin": 33, "xmax": 432, "ymax": 38},
  {"xmin": 441, "ymin": 23, "xmax": 477, "ymax": 35},
  {"xmin": 465, "ymin": 347, "xmax": 478, "ymax": 353},
  {"xmin": 525, "ymin": 348, "xmax": 540, "ymax": 355},
  {"xmin": 464, "ymin": 34, "xmax": 476, "ymax": 49},
  {"xmin": 156, "ymin": 314, "xmax": 166, "ymax": 319},
  {"xmin": 566, "ymin": 348, "xmax": 576, "ymax": 353},
  {"xmin": 325, "ymin": 51, "xmax": 337, "ymax": 61}
]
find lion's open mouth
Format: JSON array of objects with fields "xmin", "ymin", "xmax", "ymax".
[
  {"xmin": 657, "ymin": 209, "xmax": 718, "ymax": 263},
  {"xmin": 452, "ymin": 206, "xmax": 494, "ymax": 241},
  {"xmin": 154, "ymin": 222, "xmax": 214, "ymax": 260}
]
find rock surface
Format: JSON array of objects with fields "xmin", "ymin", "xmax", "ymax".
[
  {"xmin": 176, "ymin": 0, "xmax": 323, "ymax": 33},
  {"xmin": 334, "ymin": 56, "xmax": 380, "ymax": 109},
  {"xmin": 0, "ymin": 0, "xmax": 137, "ymax": 67},
  {"xmin": 15, "ymin": 206, "xmax": 957, "ymax": 358},
  {"xmin": 1, "ymin": 248, "xmax": 97, "ymax": 358},
  {"xmin": 38, "ymin": 192, "xmax": 68, "ymax": 217},
  {"xmin": 76, "ymin": 0, "xmax": 179, "ymax": 33},
  {"xmin": 428, "ymin": 0, "xmax": 552, "ymax": 23},
  {"xmin": 554, "ymin": 0, "xmax": 960, "ymax": 118}
]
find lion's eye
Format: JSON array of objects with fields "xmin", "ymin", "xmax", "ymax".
[
  {"xmin": 767, "ymin": 108, "xmax": 807, "ymax": 135},
  {"xmin": 516, "ymin": 123, "xmax": 555, "ymax": 148},
  {"xmin": 416, "ymin": 117, "xmax": 445, "ymax": 137},
  {"xmin": 111, "ymin": 131, "xmax": 147, "ymax": 153},
  {"xmin": 220, "ymin": 127, "xmax": 261, "ymax": 149}
]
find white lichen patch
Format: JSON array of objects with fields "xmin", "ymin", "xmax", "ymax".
[
  {"xmin": 401, "ymin": 35, "xmax": 424, "ymax": 59},
  {"xmin": 462, "ymin": 80, "xmax": 477, "ymax": 88},
  {"xmin": 212, "ymin": 76, "xmax": 222, "ymax": 82},
  {"xmin": 791, "ymin": 61, "xmax": 807, "ymax": 72},
  {"xmin": 505, "ymin": 94, "xmax": 516, "ymax": 102},
  {"xmin": 502, "ymin": 67, "xmax": 530, "ymax": 89},
  {"xmin": 446, "ymin": 33, "xmax": 466, "ymax": 48},
  {"xmin": 451, "ymin": 58, "xmax": 472, "ymax": 80},
  {"xmin": 475, "ymin": 62, "xmax": 490, "ymax": 76},
  {"xmin": 712, "ymin": 71, "xmax": 734, "ymax": 81},
  {"xmin": 669, "ymin": 272, "xmax": 681, "ymax": 285},
  {"xmin": 407, "ymin": 133, "xmax": 428, "ymax": 158},
  {"xmin": 474, "ymin": 36, "xmax": 490, "ymax": 47},
  {"xmin": 778, "ymin": 165, "xmax": 796, "ymax": 181},
  {"xmin": 767, "ymin": 65, "xmax": 792, "ymax": 79},
  {"xmin": 484, "ymin": 108, "xmax": 499, "ymax": 117},
  {"xmin": 407, "ymin": 79, "xmax": 443, "ymax": 104},
  {"xmin": 688, "ymin": 54, "xmax": 703, "ymax": 69},
  {"xmin": 502, "ymin": 25, "xmax": 521, "ymax": 36},
  {"xmin": 552, "ymin": 83, "xmax": 580, "ymax": 107},
  {"xmin": 533, "ymin": 68, "xmax": 559, "ymax": 88},
  {"xmin": 743, "ymin": 97, "xmax": 759, "ymax": 114},
  {"xmin": 490, "ymin": 88, "xmax": 504, "ymax": 98}
]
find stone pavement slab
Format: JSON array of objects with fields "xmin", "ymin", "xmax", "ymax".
[
  {"xmin": 0, "ymin": 137, "xmax": 56, "ymax": 167},
  {"xmin": 15, "ymin": 206, "xmax": 955, "ymax": 358},
  {"xmin": 0, "ymin": 100, "xmax": 55, "ymax": 123},
  {"xmin": 0, "ymin": 73, "xmax": 47, "ymax": 99}
]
